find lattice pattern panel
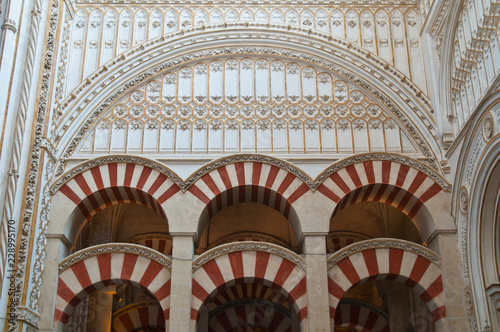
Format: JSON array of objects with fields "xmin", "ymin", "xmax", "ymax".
[
  {"xmin": 450, "ymin": 1, "xmax": 500, "ymax": 131},
  {"xmin": 78, "ymin": 58, "xmax": 418, "ymax": 155},
  {"xmin": 57, "ymin": 4, "xmax": 426, "ymax": 106}
]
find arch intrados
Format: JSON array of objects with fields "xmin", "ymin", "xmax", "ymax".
[
  {"xmin": 195, "ymin": 277, "xmax": 301, "ymax": 321},
  {"xmin": 112, "ymin": 301, "xmax": 165, "ymax": 332},
  {"xmin": 210, "ymin": 283, "xmax": 290, "ymax": 309},
  {"xmin": 334, "ymin": 300, "xmax": 390, "ymax": 332},
  {"xmin": 196, "ymin": 185, "xmax": 302, "ymax": 246},
  {"xmin": 65, "ymin": 187, "xmax": 168, "ymax": 246},
  {"xmin": 330, "ymin": 184, "xmax": 431, "ymax": 241},
  {"xmin": 467, "ymin": 141, "xmax": 500, "ymax": 326},
  {"xmin": 208, "ymin": 298, "xmax": 292, "ymax": 331}
]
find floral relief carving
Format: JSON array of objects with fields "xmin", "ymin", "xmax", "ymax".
[
  {"xmin": 290, "ymin": 119, "xmax": 302, "ymax": 130},
  {"xmin": 59, "ymin": 244, "xmax": 172, "ymax": 273},
  {"xmin": 483, "ymin": 114, "xmax": 494, "ymax": 141},
  {"xmin": 193, "ymin": 242, "xmax": 305, "ymax": 272},
  {"xmin": 321, "ymin": 119, "xmax": 334, "ymax": 130},
  {"xmin": 162, "ymin": 120, "xmax": 175, "ymax": 130},
  {"xmin": 226, "ymin": 120, "xmax": 239, "ymax": 130},
  {"xmin": 337, "ymin": 119, "xmax": 350, "ymax": 130},
  {"xmin": 194, "ymin": 120, "xmax": 207, "ymax": 131},
  {"xmin": 327, "ymin": 239, "xmax": 441, "ymax": 269},
  {"xmin": 459, "ymin": 187, "xmax": 469, "ymax": 213},
  {"xmin": 178, "ymin": 120, "xmax": 190, "ymax": 131}
]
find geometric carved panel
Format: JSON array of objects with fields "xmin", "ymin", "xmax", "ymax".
[{"xmin": 77, "ymin": 57, "xmax": 418, "ymax": 156}]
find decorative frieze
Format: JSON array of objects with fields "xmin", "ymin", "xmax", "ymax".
[
  {"xmin": 58, "ymin": 243, "xmax": 172, "ymax": 273},
  {"xmin": 192, "ymin": 241, "xmax": 306, "ymax": 271},
  {"xmin": 327, "ymin": 238, "xmax": 442, "ymax": 269}
]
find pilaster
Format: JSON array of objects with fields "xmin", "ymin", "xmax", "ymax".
[{"xmin": 38, "ymin": 235, "xmax": 71, "ymax": 332}]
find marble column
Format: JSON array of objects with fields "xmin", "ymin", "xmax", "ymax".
[
  {"xmin": 168, "ymin": 234, "xmax": 195, "ymax": 332},
  {"xmin": 86, "ymin": 286, "xmax": 116, "ymax": 332},
  {"xmin": 302, "ymin": 234, "xmax": 330, "ymax": 332}
]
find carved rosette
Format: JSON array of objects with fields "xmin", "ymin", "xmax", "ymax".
[
  {"xmin": 464, "ymin": 285, "xmax": 474, "ymax": 316},
  {"xmin": 459, "ymin": 187, "xmax": 469, "ymax": 214},
  {"xmin": 483, "ymin": 113, "xmax": 494, "ymax": 141}
]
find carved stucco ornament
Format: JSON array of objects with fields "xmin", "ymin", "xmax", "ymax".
[
  {"xmin": 327, "ymin": 238, "xmax": 441, "ymax": 269},
  {"xmin": 459, "ymin": 187, "xmax": 469, "ymax": 214},
  {"xmin": 59, "ymin": 243, "xmax": 172, "ymax": 273},
  {"xmin": 464, "ymin": 285, "xmax": 474, "ymax": 316},
  {"xmin": 16, "ymin": 307, "xmax": 40, "ymax": 328},
  {"xmin": 192, "ymin": 241, "xmax": 306, "ymax": 272},
  {"xmin": 483, "ymin": 113, "xmax": 494, "ymax": 141}
]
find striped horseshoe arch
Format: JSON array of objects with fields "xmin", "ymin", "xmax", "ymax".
[
  {"xmin": 209, "ymin": 301, "xmax": 292, "ymax": 332},
  {"xmin": 127, "ymin": 233, "xmax": 173, "ymax": 256},
  {"xmin": 317, "ymin": 160, "xmax": 443, "ymax": 219},
  {"xmin": 327, "ymin": 239, "xmax": 446, "ymax": 324},
  {"xmin": 334, "ymin": 301, "xmax": 390, "ymax": 332},
  {"xmin": 326, "ymin": 232, "xmax": 371, "ymax": 254},
  {"xmin": 55, "ymin": 244, "xmax": 171, "ymax": 326},
  {"xmin": 188, "ymin": 162, "xmax": 310, "ymax": 210},
  {"xmin": 57, "ymin": 163, "xmax": 180, "ymax": 222},
  {"xmin": 191, "ymin": 243, "xmax": 307, "ymax": 326},
  {"xmin": 112, "ymin": 301, "xmax": 165, "ymax": 332}
]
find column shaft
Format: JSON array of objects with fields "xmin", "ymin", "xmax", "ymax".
[
  {"xmin": 303, "ymin": 235, "xmax": 330, "ymax": 332},
  {"xmin": 169, "ymin": 235, "xmax": 194, "ymax": 332}
]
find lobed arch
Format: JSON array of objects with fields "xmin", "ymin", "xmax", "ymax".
[
  {"xmin": 126, "ymin": 232, "xmax": 173, "ymax": 256},
  {"xmin": 327, "ymin": 239, "xmax": 446, "ymax": 325},
  {"xmin": 191, "ymin": 242, "xmax": 307, "ymax": 329},
  {"xmin": 51, "ymin": 27, "xmax": 441, "ymax": 176},
  {"xmin": 50, "ymin": 158, "xmax": 182, "ymax": 243},
  {"xmin": 55, "ymin": 244, "xmax": 172, "ymax": 328}
]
